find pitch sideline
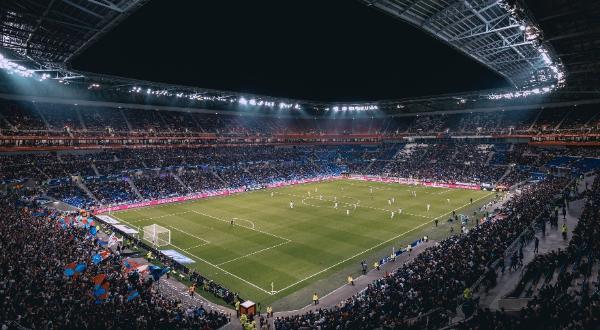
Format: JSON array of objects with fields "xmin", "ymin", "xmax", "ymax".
[
  {"xmin": 113, "ymin": 215, "xmax": 276, "ymax": 295},
  {"xmin": 110, "ymin": 185, "xmax": 493, "ymax": 298},
  {"xmin": 272, "ymin": 192, "xmax": 493, "ymax": 294}
]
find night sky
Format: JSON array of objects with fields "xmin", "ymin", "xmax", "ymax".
[{"xmin": 72, "ymin": 0, "xmax": 509, "ymax": 102}]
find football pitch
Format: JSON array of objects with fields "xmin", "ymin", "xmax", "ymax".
[{"xmin": 111, "ymin": 179, "xmax": 494, "ymax": 308}]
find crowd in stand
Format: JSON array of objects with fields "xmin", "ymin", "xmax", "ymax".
[
  {"xmin": 274, "ymin": 177, "xmax": 569, "ymax": 329},
  {"xmin": 47, "ymin": 183, "xmax": 96, "ymax": 209},
  {"xmin": 381, "ymin": 143, "xmax": 507, "ymax": 184},
  {"xmin": 0, "ymin": 142, "xmax": 594, "ymax": 207},
  {"xmin": 133, "ymin": 172, "xmax": 189, "ymax": 199},
  {"xmin": 1, "ymin": 100, "xmax": 599, "ymax": 137},
  {"xmin": 1, "ymin": 101, "xmax": 600, "ymax": 329},
  {"xmin": 0, "ymin": 193, "xmax": 229, "ymax": 329},
  {"xmin": 456, "ymin": 174, "xmax": 600, "ymax": 329}
]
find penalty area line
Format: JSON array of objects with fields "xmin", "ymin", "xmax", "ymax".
[
  {"xmin": 166, "ymin": 242, "xmax": 275, "ymax": 295},
  {"xmin": 115, "ymin": 213, "xmax": 274, "ymax": 295},
  {"xmin": 168, "ymin": 226, "xmax": 210, "ymax": 247},
  {"xmin": 217, "ymin": 240, "xmax": 291, "ymax": 266},
  {"xmin": 186, "ymin": 209, "xmax": 291, "ymax": 242},
  {"xmin": 128, "ymin": 211, "xmax": 192, "ymax": 223}
]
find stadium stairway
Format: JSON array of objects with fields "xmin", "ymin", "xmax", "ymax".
[
  {"xmin": 554, "ymin": 109, "xmax": 571, "ymax": 130},
  {"xmin": 172, "ymin": 172, "xmax": 192, "ymax": 192},
  {"xmin": 74, "ymin": 178, "xmax": 101, "ymax": 205},
  {"xmin": 363, "ymin": 158, "xmax": 378, "ymax": 173},
  {"xmin": 90, "ymin": 162, "xmax": 101, "ymax": 176},
  {"xmin": 584, "ymin": 111, "xmax": 599, "ymax": 127},
  {"xmin": 126, "ymin": 179, "xmax": 144, "ymax": 201},
  {"xmin": 76, "ymin": 108, "xmax": 87, "ymax": 130},
  {"xmin": 527, "ymin": 109, "xmax": 543, "ymax": 131},
  {"xmin": 119, "ymin": 108, "xmax": 133, "ymax": 131},
  {"xmin": 33, "ymin": 103, "xmax": 51, "ymax": 130},
  {"xmin": 212, "ymin": 171, "xmax": 228, "ymax": 186},
  {"xmin": 485, "ymin": 151, "xmax": 495, "ymax": 165},
  {"xmin": 496, "ymin": 166, "xmax": 513, "ymax": 185},
  {"xmin": 0, "ymin": 112, "xmax": 16, "ymax": 130},
  {"xmin": 475, "ymin": 176, "xmax": 595, "ymax": 312},
  {"xmin": 34, "ymin": 165, "xmax": 51, "ymax": 180}
]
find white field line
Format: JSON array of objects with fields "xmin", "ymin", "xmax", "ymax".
[
  {"xmin": 340, "ymin": 181, "xmax": 393, "ymax": 191},
  {"xmin": 435, "ymin": 189, "xmax": 454, "ymax": 195},
  {"xmin": 186, "ymin": 209, "xmax": 291, "ymax": 243},
  {"xmin": 108, "ymin": 187, "xmax": 270, "ymax": 215},
  {"xmin": 272, "ymin": 192, "xmax": 493, "ymax": 294},
  {"xmin": 115, "ymin": 215, "xmax": 274, "ymax": 294},
  {"xmin": 112, "ymin": 181, "xmax": 491, "ymax": 296},
  {"xmin": 110, "ymin": 215, "xmax": 140, "ymax": 229},
  {"xmin": 217, "ymin": 240, "xmax": 291, "ymax": 266},
  {"xmin": 160, "ymin": 279, "xmax": 229, "ymax": 314},
  {"xmin": 167, "ymin": 241, "xmax": 275, "ymax": 295},
  {"xmin": 232, "ymin": 217, "xmax": 255, "ymax": 229},
  {"xmin": 168, "ymin": 225, "xmax": 210, "ymax": 246},
  {"xmin": 280, "ymin": 273, "xmax": 368, "ymax": 314},
  {"xmin": 342, "ymin": 180, "xmax": 438, "ymax": 194},
  {"xmin": 357, "ymin": 204, "xmax": 433, "ymax": 219},
  {"xmin": 184, "ymin": 243, "xmax": 209, "ymax": 250},
  {"xmin": 128, "ymin": 211, "xmax": 192, "ymax": 223},
  {"xmin": 283, "ymin": 192, "xmax": 433, "ymax": 219}
]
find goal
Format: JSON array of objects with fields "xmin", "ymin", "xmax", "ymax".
[{"xmin": 143, "ymin": 224, "xmax": 171, "ymax": 247}]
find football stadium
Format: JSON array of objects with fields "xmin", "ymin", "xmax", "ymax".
[{"xmin": 0, "ymin": 0, "xmax": 599, "ymax": 329}]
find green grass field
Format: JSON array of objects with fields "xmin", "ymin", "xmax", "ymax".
[{"xmin": 111, "ymin": 179, "xmax": 494, "ymax": 308}]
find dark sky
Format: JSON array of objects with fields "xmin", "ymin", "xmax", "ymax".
[{"xmin": 72, "ymin": 0, "xmax": 509, "ymax": 102}]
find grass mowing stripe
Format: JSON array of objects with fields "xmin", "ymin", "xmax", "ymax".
[
  {"xmin": 165, "ymin": 242, "xmax": 275, "ymax": 295},
  {"xmin": 281, "ymin": 191, "xmax": 433, "ymax": 219},
  {"xmin": 185, "ymin": 209, "xmax": 291, "ymax": 242},
  {"xmin": 272, "ymin": 192, "xmax": 493, "ymax": 294},
  {"xmin": 168, "ymin": 225, "xmax": 210, "ymax": 245},
  {"xmin": 110, "ymin": 214, "xmax": 275, "ymax": 294},
  {"xmin": 129, "ymin": 211, "xmax": 192, "ymax": 223},
  {"xmin": 217, "ymin": 240, "xmax": 291, "ymax": 266},
  {"xmin": 108, "ymin": 180, "xmax": 495, "ymax": 307}
]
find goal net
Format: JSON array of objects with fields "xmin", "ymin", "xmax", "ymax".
[{"xmin": 143, "ymin": 224, "xmax": 171, "ymax": 247}]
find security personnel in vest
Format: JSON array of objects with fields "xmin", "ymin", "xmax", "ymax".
[
  {"xmin": 235, "ymin": 300, "xmax": 241, "ymax": 317},
  {"xmin": 347, "ymin": 275, "xmax": 354, "ymax": 286},
  {"xmin": 312, "ymin": 292, "xmax": 319, "ymax": 305},
  {"xmin": 463, "ymin": 287, "xmax": 472, "ymax": 300}
]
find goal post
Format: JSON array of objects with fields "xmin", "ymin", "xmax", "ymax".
[{"xmin": 143, "ymin": 224, "xmax": 171, "ymax": 247}]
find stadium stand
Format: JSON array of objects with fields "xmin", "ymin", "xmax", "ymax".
[
  {"xmin": 1, "ymin": 100, "xmax": 599, "ymax": 137},
  {"xmin": 0, "ymin": 195, "xmax": 230, "ymax": 329},
  {"xmin": 273, "ymin": 177, "xmax": 571, "ymax": 329},
  {"xmin": 0, "ymin": 88, "xmax": 599, "ymax": 330},
  {"xmin": 1, "ymin": 0, "xmax": 599, "ymax": 328},
  {"xmin": 457, "ymin": 174, "xmax": 600, "ymax": 329}
]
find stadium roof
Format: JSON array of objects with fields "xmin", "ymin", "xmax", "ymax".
[
  {"xmin": 359, "ymin": 0, "xmax": 565, "ymax": 91},
  {"xmin": 0, "ymin": 0, "xmax": 599, "ymax": 113},
  {"xmin": 525, "ymin": 0, "xmax": 600, "ymax": 93},
  {"xmin": 0, "ymin": 0, "xmax": 148, "ymax": 65}
]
